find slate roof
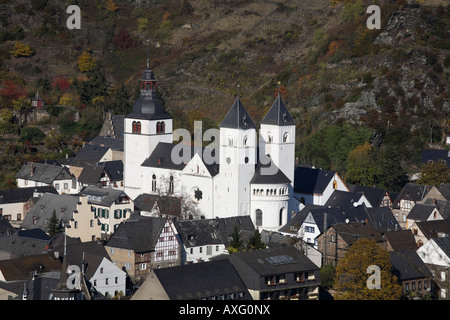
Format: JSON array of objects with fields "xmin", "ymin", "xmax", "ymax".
[
  {"xmin": 89, "ymin": 136, "xmax": 124, "ymax": 151},
  {"xmin": 20, "ymin": 193, "xmax": 79, "ymax": 232},
  {"xmin": 250, "ymin": 161, "xmax": 291, "ymax": 185},
  {"xmin": 64, "ymin": 144, "xmax": 110, "ymax": 167},
  {"xmin": 260, "ymin": 93, "xmax": 296, "ymax": 126},
  {"xmin": 293, "ymin": 166, "xmax": 341, "ymax": 194},
  {"xmin": 0, "ymin": 228, "xmax": 51, "ymax": 260},
  {"xmin": 432, "ymin": 236, "xmax": 450, "ymax": 256},
  {"xmin": 390, "ymin": 249, "xmax": 432, "ymax": 281},
  {"xmin": 415, "ymin": 219, "xmax": 450, "ymax": 240},
  {"xmin": 422, "ymin": 198, "xmax": 450, "ymax": 219},
  {"xmin": 77, "ymin": 164, "xmax": 105, "ymax": 185},
  {"xmin": 81, "ymin": 186, "xmax": 130, "ymax": 207},
  {"xmin": 383, "ymin": 230, "xmax": 418, "ymax": 251},
  {"xmin": 0, "ymin": 215, "xmax": 14, "ymax": 236},
  {"xmin": 331, "ymin": 221, "xmax": 384, "ymax": 245},
  {"xmin": 367, "ymin": 207, "xmax": 401, "ymax": 232},
  {"xmin": 174, "ymin": 216, "xmax": 255, "ymax": 248},
  {"xmin": 228, "ymin": 245, "xmax": 318, "ymax": 277},
  {"xmin": 421, "ymin": 149, "xmax": 450, "ymax": 167},
  {"xmin": 97, "ymin": 160, "xmax": 123, "ymax": 182},
  {"xmin": 15, "ymin": 162, "xmax": 72, "ymax": 184},
  {"xmin": 126, "ymin": 68, "xmax": 172, "ymax": 121},
  {"xmin": 219, "ymin": 96, "xmax": 256, "ymax": 129},
  {"xmin": 406, "ymin": 203, "xmax": 439, "ymax": 221},
  {"xmin": 437, "ymin": 184, "xmax": 450, "ymax": 201},
  {"xmin": 394, "ymin": 183, "xmax": 432, "ymax": 203},
  {"xmin": 50, "ymin": 239, "xmax": 110, "ymax": 280},
  {"xmin": 105, "ymin": 214, "xmax": 166, "ymax": 253},
  {"xmin": 347, "ymin": 184, "xmax": 388, "ymax": 207},
  {"xmin": 324, "ymin": 190, "xmax": 366, "ymax": 208},
  {"xmin": 0, "ymin": 253, "xmax": 61, "ymax": 281},
  {"xmin": 152, "ymin": 259, "xmax": 251, "ymax": 300},
  {"xmin": 0, "ymin": 271, "xmax": 60, "ymax": 300},
  {"xmin": 0, "ymin": 186, "xmax": 58, "ymax": 204},
  {"xmin": 141, "ymin": 142, "xmax": 219, "ymax": 176}
]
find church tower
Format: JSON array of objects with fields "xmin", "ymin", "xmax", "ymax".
[
  {"xmin": 124, "ymin": 63, "xmax": 173, "ymax": 200},
  {"xmin": 215, "ymin": 96, "xmax": 257, "ymax": 218},
  {"xmin": 259, "ymin": 93, "xmax": 296, "ymax": 186}
]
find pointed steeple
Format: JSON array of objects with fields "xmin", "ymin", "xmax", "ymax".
[
  {"xmin": 126, "ymin": 61, "xmax": 172, "ymax": 121},
  {"xmin": 260, "ymin": 93, "xmax": 296, "ymax": 126},
  {"xmin": 219, "ymin": 96, "xmax": 256, "ymax": 129}
]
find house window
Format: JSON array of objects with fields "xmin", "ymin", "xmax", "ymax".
[
  {"xmin": 100, "ymin": 268, "xmax": 104, "ymax": 274},
  {"xmin": 74, "ymin": 221, "xmax": 78, "ymax": 229},
  {"xmin": 255, "ymin": 209, "xmax": 263, "ymax": 227},
  {"xmin": 115, "ymin": 277, "xmax": 118, "ymax": 284},
  {"xmin": 55, "ymin": 183, "xmax": 59, "ymax": 190},
  {"xmin": 206, "ymin": 246, "xmax": 212, "ymax": 255},
  {"xmin": 139, "ymin": 263, "xmax": 147, "ymax": 270},
  {"xmin": 17, "ymin": 214, "xmax": 21, "ymax": 221},
  {"xmin": 333, "ymin": 181, "xmax": 337, "ymax": 189}
]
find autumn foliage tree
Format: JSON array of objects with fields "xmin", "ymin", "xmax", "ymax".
[
  {"xmin": 77, "ymin": 50, "xmax": 97, "ymax": 73},
  {"xmin": 334, "ymin": 238, "xmax": 402, "ymax": 300},
  {"xmin": 10, "ymin": 42, "xmax": 34, "ymax": 58},
  {"xmin": 417, "ymin": 161, "xmax": 450, "ymax": 186}
]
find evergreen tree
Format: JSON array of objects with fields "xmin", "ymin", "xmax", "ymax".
[
  {"xmin": 48, "ymin": 210, "xmax": 60, "ymax": 238},
  {"xmin": 246, "ymin": 228, "xmax": 266, "ymax": 251},
  {"xmin": 227, "ymin": 225, "xmax": 244, "ymax": 253}
]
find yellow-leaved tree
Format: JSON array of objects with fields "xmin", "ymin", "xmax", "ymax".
[
  {"xmin": 10, "ymin": 42, "xmax": 34, "ymax": 58},
  {"xmin": 77, "ymin": 50, "xmax": 97, "ymax": 73},
  {"xmin": 334, "ymin": 238, "xmax": 402, "ymax": 300}
]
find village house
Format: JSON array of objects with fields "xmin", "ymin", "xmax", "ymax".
[
  {"xmin": 390, "ymin": 249, "xmax": 432, "ymax": 299},
  {"xmin": 411, "ymin": 219, "xmax": 450, "ymax": 248},
  {"xmin": 317, "ymin": 221, "xmax": 385, "ymax": 266},
  {"xmin": 50, "ymin": 236, "xmax": 126, "ymax": 298},
  {"xmin": 324, "ymin": 189, "xmax": 372, "ymax": 208},
  {"xmin": 77, "ymin": 161, "xmax": 124, "ymax": 191},
  {"xmin": 80, "ymin": 186, "xmax": 133, "ymax": 237},
  {"xmin": 416, "ymin": 235, "xmax": 450, "ymax": 300},
  {"xmin": 405, "ymin": 203, "xmax": 444, "ymax": 229},
  {"xmin": 0, "ymin": 186, "xmax": 57, "ymax": 227},
  {"xmin": 105, "ymin": 214, "xmax": 181, "ymax": 285},
  {"xmin": 347, "ymin": 184, "xmax": 393, "ymax": 208},
  {"xmin": 228, "ymin": 245, "xmax": 320, "ymax": 300},
  {"xmin": 293, "ymin": 166, "xmax": 348, "ymax": 207},
  {"xmin": 174, "ymin": 216, "xmax": 255, "ymax": 264},
  {"xmin": 15, "ymin": 162, "xmax": 78, "ymax": 195},
  {"xmin": 392, "ymin": 183, "xmax": 432, "ymax": 228},
  {"xmin": 20, "ymin": 193, "xmax": 102, "ymax": 242},
  {"xmin": 0, "ymin": 228, "xmax": 50, "ymax": 260},
  {"xmin": 132, "ymin": 258, "xmax": 251, "ymax": 300}
]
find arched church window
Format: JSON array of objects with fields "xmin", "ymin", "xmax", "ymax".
[
  {"xmin": 228, "ymin": 137, "xmax": 233, "ymax": 146},
  {"xmin": 243, "ymin": 136, "xmax": 248, "ymax": 146},
  {"xmin": 132, "ymin": 121, "xmax": 137, "ymax": 133},
  {"xmin": 255, "ymin": 209, "xmax": 262, "ymax": 227},
  {"xmin": 156, "ymin": 122, "xmax": 161, "ymax": 134},
  {"xmin": 160, "ymin": 121, "xmax": 165, "ymax": 133},
  {"xmin": 268, "ymin": 135, "xmax": 273, "ymax": 143},
  {"xmin": 136, "ymin": 122, "xmax": 141, "ymax": 134},
  {"xmin": 283, "ymin": 132, "xmax": 288, "ymax": 143}
]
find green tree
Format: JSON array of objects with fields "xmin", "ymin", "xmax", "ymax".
[
  {"xmin": 320, "ymin": 263, "xmax": 336, "ymax": 291},
  {"xmin": 19, "ymin": 126, "xmax": 46, "ymax": 144},
  {"xmin": 228, "ymin": 225, "xmax": 244, "ymax": 253},
  {"xmin": 334, "ymin": 238, "xmax": 402, "ymax": 300},
  {"xmin": 48, "ymin": 210, "xmax": 60, "ymax": 238},
  {"xmin": 417, "ymin": 161, "xmax": 450, "ymax": 186},
  {"xmin": 345, "ymin": 142, "xmax": 379, "ymax": 187},
  {"xmin": 246, "ymin": 228, "xmax": 266, "ymax": 251},
  {"xmin": 12, "ymin": 96, "xmax": 32, "ymax": 124}
]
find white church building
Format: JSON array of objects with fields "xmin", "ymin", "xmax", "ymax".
[{"xmin": 123, "ymin": 65, "xmax": 300, "ymax": 230}]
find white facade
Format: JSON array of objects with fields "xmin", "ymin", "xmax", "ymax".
[{"xmin": 90, "ymin": 257, "xmax": 127, "ymax": 297}]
